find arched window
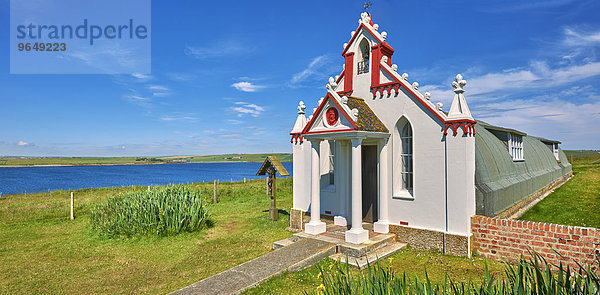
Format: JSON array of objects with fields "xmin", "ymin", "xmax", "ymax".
[
  {"xmin": 357, "ymin": 39, "xmax": 370, "ymax": 75},
  {"xmin": 394, "ymin": 118, "xmax": 413, "ymax": 196}
]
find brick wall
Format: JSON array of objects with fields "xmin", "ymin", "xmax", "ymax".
[{"xmin": 472, "ymin": 215, "xmax": 600, "ymax": 269}]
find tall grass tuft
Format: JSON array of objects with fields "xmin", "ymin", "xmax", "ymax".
[
  {"xmin": 311, "ymin": 252, "xmax": 600, "ymax": 294},
  {"xmin": 90, "ymin": 185, "xmax": 210, "ymax": 238}
]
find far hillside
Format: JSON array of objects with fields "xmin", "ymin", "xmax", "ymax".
[{"xmin": 0, "ymin": 153, "xmax": 292, "ymax": 167}]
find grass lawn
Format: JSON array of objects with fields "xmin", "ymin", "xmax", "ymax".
[
  {"xmin": 0, "ymin": 179, "xmax": 293, "ymax": 294},
  {"xmin": 519, "ymin": 151, "xmax": 600, "ymax": 228},
  {"xmin": 1, "ymin": 176, "xmax": 507, "ymax": 294},
  {"xmin": 244, "ymin": 250, "xmax": 505, "ymax": 295}
]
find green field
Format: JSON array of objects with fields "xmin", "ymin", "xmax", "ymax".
[
  {"xmin": 0, "ymin": 179, "xmax": 294, "ymax": 294},
  {"xmin": 0, "ymin": 153, "xmax": 292, "ymax": 166},
  {"xmin": 1, "ymin": 150, "xmax": 596, "ymax": 293},
  {"xmin": 519, "ymin": 150, "xmax": 600, "ymax": 228},
  {"xmin": 0, "ymin": 178, "xmax": 505, "ymax": 294}
]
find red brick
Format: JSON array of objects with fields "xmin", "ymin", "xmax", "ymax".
[{"xmin": 531, "ymin": 241, "xmax": 545, "ymax": 247}]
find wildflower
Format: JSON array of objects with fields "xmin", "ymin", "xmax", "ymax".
[
  {"xmin": 317, "ymin": 272, "xmax": 322, "ymax": 279},
  {"xmin": 316, "ymin": 284, "xmax": 325, "ymax": 292},
  {"xmin": 328, "ymin": 263, "xmax": 333, "ymax": 269}
]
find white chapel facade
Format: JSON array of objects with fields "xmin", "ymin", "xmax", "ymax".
[{"xmin": 289, "ymin": 12, "xmax": 571, "ymax": 255}]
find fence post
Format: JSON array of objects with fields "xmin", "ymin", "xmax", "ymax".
[
  {"xmin": 70, "ymin": 192, "xmax": 74, "ymax": 220},
  {"xmin": 213, "ymin": 180, "xmax": 218, "ymax": 203}
]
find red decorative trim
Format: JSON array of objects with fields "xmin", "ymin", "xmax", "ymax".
[
  {"xmin": 399, "ymin": 221, "xmax": 408, "ymax": 226},
  {"xmin": 341, "ymin": 23, "xmax": 395, "ymax": 56},
  {"xmin": 326, "ymin": 107, "xmax": 339, "ymax": 126},
  {"xmin": 344, "ymin": 52, "xmax": 354, "ymax": 93},
  {"xmin": 443, "ymin": 121, "xmax": 477, "ymax": 136},
  {"xmin": 290, "ymin": 133, "xmax": 304, "ymax": 143},
  {"xmin": 371, "ymin": 44, "xmax": 381, "ymax": 88},
  {"xmin": 300, "ymin": 93, "xmax": 358, "ymax": 134},
  {"xmin": 304, "ymin": 128, "xmax": 356, "ymax": 135},
  {"xmin": 337, "ymin": 90, "xmax": 353, "ymax": 96},
  {"xmin": 335, "ymin": 70, "xmax": 344, "ymax": 84},
  {"xmin": 370, "ymin": 82, "xmax": 401, "ymax": 98}
]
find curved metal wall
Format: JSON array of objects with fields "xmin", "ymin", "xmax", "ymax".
[{"xmin": 474, "ymin": 124, "xmax": 572, "ymax": 216}]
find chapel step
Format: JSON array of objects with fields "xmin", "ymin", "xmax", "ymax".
[
  {"xmin": 337, "ymin": 233, "xmax": 396, "ymax": 258},
  {"xmin": 329, "ymin": 241, "xmax": 407, "ymax": 270}
]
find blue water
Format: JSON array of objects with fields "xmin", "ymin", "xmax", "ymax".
[{"xmin": 0, "ymin": 162, "xmax": 293, "ymax": 196}]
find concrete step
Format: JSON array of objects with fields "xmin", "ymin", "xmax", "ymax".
[
  {"xmin": 330, "ymin": 242, "xmax": 407, "ymax": 270},
  {"xmin": 273, "ymin": 237, "xmax": 296, "ymax": 250},
  {"xmin": 338, "ymin": 233, "xmax": 396, "ymax": 258}
]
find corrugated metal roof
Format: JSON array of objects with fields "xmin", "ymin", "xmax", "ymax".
[
  {"xmin": 474, "ymin": 123, "xmax": 572, "ymax": 216},
  {"xmin": 346, "ymin": 96, "xmax": 389, "ymax": 133}
]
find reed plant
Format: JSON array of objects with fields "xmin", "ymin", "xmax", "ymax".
[
  {"xmin": 90, "ymin": 185, "xmax": 210, "ymax": 237},
  {"xmin": 312, "ymin": 252, "xmax": 600, "ymax": 295}
]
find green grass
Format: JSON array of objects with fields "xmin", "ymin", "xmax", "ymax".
[
  {"xmin": 244, "ymin": 250, "xmax": 506, "ymax": 294},
  {"xmin": 519, "ymin": 151, "xmax": 600, "ymax": 228},
  {"xmin": 0, "ymin": 179, "xmax": 293, "ymax": 294},
  {"xmin": 90, "ymin": 185, "xmax": 210, "ymax": 237},
  {"xmin": 302, "ymin": 253, "xmax": 599, "ymax": 295},
  {"xmin": 0, "ymin": 153, "xmax": 292, "ymax": 166}
]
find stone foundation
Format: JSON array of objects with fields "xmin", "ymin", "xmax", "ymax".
[{"xmin": 389, "ymin": 224, "xmax": 471, "ymax": 257}]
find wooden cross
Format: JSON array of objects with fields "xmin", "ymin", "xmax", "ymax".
[{"xmin": 363, "ymin": 1, "xmax": 373, "ymax": 12}]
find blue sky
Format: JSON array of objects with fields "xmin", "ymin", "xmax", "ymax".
[{"xmin": 1, "ymin": 0, "xmax": 599, "ymax": 156}]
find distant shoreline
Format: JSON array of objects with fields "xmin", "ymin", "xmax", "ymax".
[{"xmin": 0, "ymin": 160, "xmax": 292, "ymax": 168}]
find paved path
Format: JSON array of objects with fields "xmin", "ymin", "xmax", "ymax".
[{"xmin": 171, "ymin": 238, "xmax": 335, "ymax": 295}]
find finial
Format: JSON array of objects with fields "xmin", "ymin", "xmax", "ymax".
[
  {"xmin": 402, "ymin": 73, "xmax": 408, "ymax": 80},
  {"xmin": 424, "ymin": 92, "xmax": 431, "ymax": 100},
  {"xmin": 391, "ymin": 64, "xmax": 398, "ymax": 72},
  {"xmin": 381, "ymin": 31, "xmax": 387, "ymax": 41},
  {"xmin": 343, "ymin": 43, "xmax": 348, "ymax": 49},
  {"xmin": 381, "ymin": 56, "xmax": 388, "ymax": 63},
  {"xmin": 373, "ymin": 24, "xmax": 379, "ymax": 31},
  {"xmin": 297, "ymin": 101, "xmax": 306, "ymax": 114},
  {"xmin": 341, "ymin": 96, "xmax": 348, "ymax": 104},
  {"xmin": 452, "ymin": 74, "xmax": 467, "ymax": 93},
  {"xmin": 363, "ymin": 1, "xmax": 373, "ymax": 13},
  {"xmin": 412, "ymin": 82, "xmax": 419, "ymax": 90},
  {"xmin": 436, "ymin": 102, "xmax": 443, "ymax": 111},
  {"xmin": 351, "ymin": 108, "xmax": 359, "ymax": 120},
  {"xmin": 351, "ymin": 31, "xmax": 355, "ymax": 37},
  {"xmin": 328, "ymin": 77, "xmax": 337, "ymax": 87}
]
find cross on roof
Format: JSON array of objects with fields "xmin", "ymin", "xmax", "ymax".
[{"xmin": 363, "ymin": 1, "xmax": 373, "ymax": 12}]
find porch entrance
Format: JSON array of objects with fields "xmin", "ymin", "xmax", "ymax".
[{"xmin": 361, "ymin": 145, "xmax": 378, "ymax": 223}]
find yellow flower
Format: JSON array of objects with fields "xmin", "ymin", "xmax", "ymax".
[
  {"xmin": 328, "ymin": 263, "xmax": 333, "ymax": 269},
  {"xmin": 316, "ymin": 284, "xmax": 325, "ymax": 292},
  {"xmin": 317, "ymin": 273, "xmax": 322, "ymax": 279}
]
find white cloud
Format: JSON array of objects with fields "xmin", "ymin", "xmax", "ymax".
[
  {"xmin": 289, "ymin": 55, "xmax": 336, "ymax": 87},
  {"xmin": 184, "ymin": 41, "xmax": 249, "ymax": 60},
  {"xmin": 160, "ymin": 115, "xmax": 197, "ymax": 121},
  {"xmin": 473, "ymin": 97, "xmax": 600, "ymax": 149},
  {"xmin": 563, "ymin": 28, "xmax": 600, "ymax": 47},
  {"xmin": 147, "ymin": 85, "xmax": 170, "ymax": 91},
  {"xmin": 231, "ymin": 81, "xmax": 264, "ymax": 92},
  {"xmin": 17, "ymin": 141, "xmax": 29, "ymax": 146},
  {"xmin": 132, "ymin": 73, "xmax": 152, "ymax": 80},
  {"xmin": 226, "ymin": 119, "xmax": 244, "ymax": 124},
  {"xmin": 231, "ymin": 102, "xmax": 265, "ymax": 117}
]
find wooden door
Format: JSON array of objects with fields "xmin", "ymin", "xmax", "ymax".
[{"xmin": 361, "ymin": 145, "xmax": 378, "ymax": 223}]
